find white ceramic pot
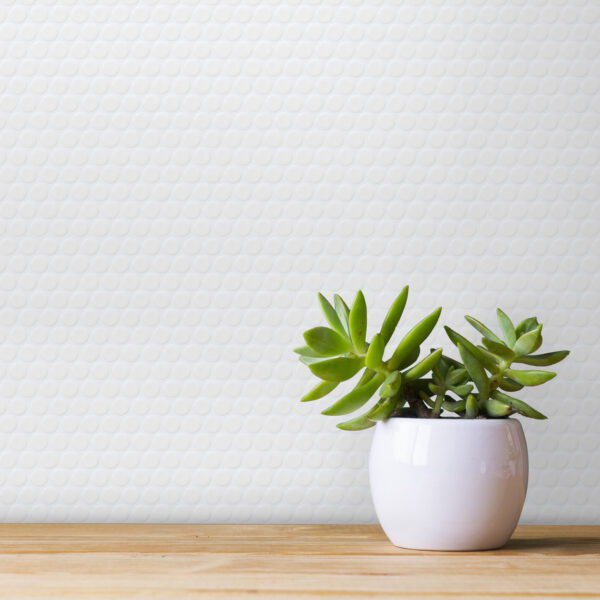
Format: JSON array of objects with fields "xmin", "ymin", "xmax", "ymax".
[{"xmin": 369, "ymin": 417, "xmax": 528, "ymax": 551}]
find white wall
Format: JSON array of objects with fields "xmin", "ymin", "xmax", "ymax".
[{"xmin": 0, "ymin": 1, "xmax": 598, "ymax": 523}]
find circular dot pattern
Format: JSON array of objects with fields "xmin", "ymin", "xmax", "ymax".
[{"xmin": 0, "ymin": 1, "xmax": 598, "ymax": 524}]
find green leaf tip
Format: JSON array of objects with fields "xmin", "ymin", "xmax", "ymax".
[
  {"xmin": 300, "ymin": 381, "xmax": 339, "ymax": 403},
  {"xmin": 496, "ymin": 308, "xmax": 517, "ymax": 347},
  {"xmin": 318, "ymin": 293, "xmax": 348, "ymax": 339},
  {"xmin": 349, "ymin": 290, "xmax": 367, "ymax": 353},
  {"xmin": 380, "ymin": 286, "xmax": 409, "ymax": 344},
  {"xmin": 388, "ymin": 306, "xmax": 442, "ymax": 371}
]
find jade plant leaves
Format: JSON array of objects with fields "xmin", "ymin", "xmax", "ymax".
[
  {"xmin": 365, "ymin": 333, "xmax": 385, "ymax": 369},
  {"xmin": 367, "ymin": 396, "xmax": 398, "ymax": 421},
  {"xmin": 485, "ymin": 398, "xmax": 514, "ymax": 417},
  {"xmin": 481, "ymin": 338, "xmax": 515, "ymax": 360},
  {"xmin": 457, "ymin": 343, "xmax": 489, "ymax": 401},
  {"xmin": 513, "ymin": 325, "xmax": 543, "ymax": 357},
  {"xmin": 491, "ymin": 390, "xmax": 547, "ymax": 419},
  {"xmin": 294, "ymin": 345, "xmax": 323, "ymax": 358},
  {"xmin": 379, "ymin": 372, "xmax": 402, "ymax": 398},
  {"xmin": 516, "ymin": 317, "xmax": 540, "ymax": 338},
  {"xmin": 333, "ymin": 294, "xmax": 351, "ymax": 336},
  {"xmin": 321, "ymin": 374, "xmax": 385, "ymax": 416},
  {"xmin": 403, "ymin": 348, "xmax": 442, "ymax": 381},
  {"xmin": 445, "ymin": 326, "xmax": 499, "ymax": 373},
  {"xmin": 297, "ymin": 292, "xmax": 568, "ymax": 428},
  {"xmin": 446, "ymin": 367, "xmax": 468, "ymax": 386},
  {"xmin": 497, "ymin": 308, "xmax": 517, "ymax": 347},
  {"xmin": 318, "ymin": 293, "xmax": 348, "ymax": 339},
  {"xmin": 498, "ymin": 377, "xmax": 524, "ymax": 392},
  {"xmin": 303, "ymin": 327, "xmax": 352, "ymax": 356},
  {"xmin": 380, "ymin": 286, "xmax": 408, "ymax": 344},
  {"xmin": 505, "ymin": 368, "xmax": 556, "ymax": 386},
  {"xmin": 336, "ymin": 413, "xmax": 376, "ymax": 431},
  {"xmin": 349, "ymin": 290, "xmax": 367, "ymax": 353},
  {"xmin": 395, "ymin": 345, "xmax": 420, "ymax": 371},
  {"xmin": 309, "ymin": 357, "xmax": 364, "ymax": 382},
  {"xmin": 464, "ymin": 315, "xmax": 503, "ymax": 344},
  {"xmin": 388, "ymin": 307, "xmax": 442, "ymax": 371},
  {"xmin": 465, "ymin": 394, "xmax": 478, "ymax": 418},
  {"xmin": 514, "ymin": 350, "xmax": 569, "ymax": 366},
  {"xmin": 301, "ymin": 381, "xmax": 339, "ymax": 402}
]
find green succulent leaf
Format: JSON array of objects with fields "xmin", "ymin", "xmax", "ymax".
[
  {"xmin": 444, "ymin": 327, "xmax": 500, "ymax": 373},
  {"xmin": 367, "ymin": 396, "xmax": 398, "ymax": 421},
  {"xmin": 481, "ymin": 338, "xmax": 515, "ymax": 360},
  {"xmin": 531, "ymin": 333, "xmax": 543, "ymax": 354},
  {"xmin": 498, "ymin": 377, "xmax": 524, "ymax": 392},
  {"xmin": 449, "ymin": 383, "xmax": 474, "ymax": 397},
  {"xmin": 457, "ymin": 343, "xmax": 490, "ymax": 401},
  {"xmin": 299, "ymin": 355, "xmax": 328, "ymax": 365},
  {"xmin": 441, "ymin": 398, "xmax": 466, "ymax": 413},
  {"xmin": 301, "ymin": 381, "xmax": 339, "ymax": 402},
  {"xmin": 514, "ymin": 350, "xmax": 570, "ymax": 367},
  {"xmin": 294, "ymin": 345, "xmax": 323, "ymax": 358},
  {"xmin": 333, "ymin": 294, "xmax": 351, "ymax": 336},
  {"xmin": 428, "ymin": 383, "xmax": 443, "ymax": 395},
  {"xmin": 403, "ymin": 348, "xmax": 443, "ymax": 381},
  {"xmin": 505, "ymin": 368, "xmax": 556, "ymax": 387},
  {"xmin": 474, "ymin": 346, "xmax": 504, "ymax": 374},
  {"xmin": 395, "ymin": 345, "xmax": 420, "ymax": 371},
  {"xmin": 318, "ymin": 293, "xmax": 348, "ymax": 339},
  {"xmin": 379, "ymin": 372, "xmax": 402, "ymax": 398},
  {"xmin": 303, "ymin": 327, "xmax": 352, "ymax": 356},
  {"xmin": 435, "ymin": 357, "xmax": 450, "ymax": 379},
  {"xmin": 365, "ymin": 333, "xmax": 385, "ymax": 369},
  {"xmin": 492, "ymin": 390, "xmax": 547, "ymax": 419},
  {"xmin": 465, "ymin": 394, "xmax": 478, "ymax": 418},
  {"xmin": 380, "ymin": 286, "xmax": 409, "ymax": 344},
  {"xmin": 464, "ymin": 315, "xmax": 503, "ymax": 344},
  {"xmin": 484, "ymin": 398, "xmax": 514, "ymax": 417},
  {"xmin": 349, "ymin": 290, "xmax": 367, "ymax": 353},
  {"xmin": 513, "ymin": 325, "xmax": 543, "ymax": 357},
  {"xmin": 388, "ymin": 307, "xmax": 442, "ymax": 371},
  {"xmin": 356, "ymin": 368, "xmax": 377, "ymax": 387},
  {"xmin": 321, "ymin": 373, "xmax": 385, "ymax": 416},
  {"xmin": 336, "ymin": 414, "xmax": 376, "ymax": 431},
  {"xmin": 497, "ymin": 308, "xmax": 517, "ymax": 347},
  {"xmin": 446, "ymin": 367, "xmax": 468, "ymax": 386},
  {"xmin": 309, "ymin": 357, "xmax": 364, "ymax": 382},
  {"xmin": 516, "ymin": 317, "xmax": 540, "ymax": 338}
]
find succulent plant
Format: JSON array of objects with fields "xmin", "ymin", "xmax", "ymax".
[
  {"xmin": 443, "ymin": 310, "xmax": 569, "ymax": 420},
  {"xmin": 295, "ymin": 287, "xmax": 444, "ymax": 430},
  {"xmin": 296, "ymin": 289, "xmax": 569, "ymax": 429}
]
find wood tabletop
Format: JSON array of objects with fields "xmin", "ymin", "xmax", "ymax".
[{"xmin": 0, "ymin": 524, "xmax": 597, "ymax": 599}]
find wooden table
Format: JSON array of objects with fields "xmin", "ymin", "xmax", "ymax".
[{"xmin": 0, "ymin": 524, "xmax": 597, "ymax": 599}]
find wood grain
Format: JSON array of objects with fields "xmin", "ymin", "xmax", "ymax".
[{"xmin": 0, "ymin": 525, "xmax": 597, "ymax": 599}]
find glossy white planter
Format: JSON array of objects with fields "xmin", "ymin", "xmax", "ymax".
[{"xmin": 369, "ymin": 418, "xmax": 528, "ymax": 551}]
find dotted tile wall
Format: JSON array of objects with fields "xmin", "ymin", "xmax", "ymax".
[{"xmin": 0, "ymin": 1, "xmax": 599, "ymax": 524}]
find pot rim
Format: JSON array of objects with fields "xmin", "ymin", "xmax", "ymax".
[{"xmin": 380, "ymin": 416, "xmax": 522, "ymax": 425}]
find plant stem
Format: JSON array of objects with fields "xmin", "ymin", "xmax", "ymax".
[
  {"xmin": 488, "ymin": 359, "xmax": 512, "ymax": 395},
  {"xmin": 432, "ymin": 393, "xmax": 444, "ymax": 417}
]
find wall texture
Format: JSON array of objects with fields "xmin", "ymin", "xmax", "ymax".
[{"xmin": 0, "ymin": 1, "xmax": 598, "ymax": 524}]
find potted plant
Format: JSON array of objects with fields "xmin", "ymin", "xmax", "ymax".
[{"xmin": 295, "ymin": 287, "xmax": 569, "ymax": 551}]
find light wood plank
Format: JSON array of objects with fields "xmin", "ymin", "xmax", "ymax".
[{"xmin": 0, "ymin": 525, "xmax": 596, "ymax": 599}]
